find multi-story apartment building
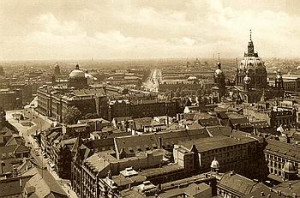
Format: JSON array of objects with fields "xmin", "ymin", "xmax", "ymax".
[
  {"xmin": 177, "ymin": 131, "xmax": 266, "ymax": 180},
  {"xmin": 264, "ymin": 139, "xmax": 300, "ymax": 183}
]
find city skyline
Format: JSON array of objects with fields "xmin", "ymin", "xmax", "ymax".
[{"xmin": 1, "ymin": 0, "xmax": 300, "ymax": 60}]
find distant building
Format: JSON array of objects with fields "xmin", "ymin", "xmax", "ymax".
[
  {"xmin": 38, "ymin": 65, "xmax": 179, "ymax": 123},
  {"xmin": 54, "ymin": 63, "xmax": 61, "ymax": 76},
  {"xmin": 235, "ymin": 30, "xmax": 267, "ymax": 89},
  {"xmin": 282, "ymin": 74, "xmax": 300, "ymax": 93},
  {"xmin": 0, "ymin": 66, "xmax": 5, "ymax": 76},
  {"xmin": 244, "ymin": 105, "xmax": 297, "ymax": 129},
  {"xmin": 234, "ymin": 30, "xmax": 283, "ymax": 103},
  {"xmin": 69, "ymin": 64, "xmax": 88, "ymax": 89},
  {"xmin": 0, "ymin": 88, "xmax": 22, "ymax": 110}
]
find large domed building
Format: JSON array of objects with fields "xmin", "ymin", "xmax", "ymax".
[
  {"xmin": 68, "ymin": 64, "xmax": 88, "ymax": 89},
  {"xmin": 236, "ymin": 30, "xmax": 267, "ymax": 89},
  {"xmin": 232, "ymin": 30, "xmax": 285, "ymax": 103}
]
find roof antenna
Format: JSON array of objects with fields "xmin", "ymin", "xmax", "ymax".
[
  {"xmin": 217, "ymin": 53, "xmax": 220, "ymax": 62},
  {"xmin": 250, "ymin": 29, "xmax": 252, "ymax": 41}
]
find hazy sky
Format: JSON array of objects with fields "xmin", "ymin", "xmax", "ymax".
[{"xmin": 0, "ymin": 0, "xmax": 300, "ymax": 60}]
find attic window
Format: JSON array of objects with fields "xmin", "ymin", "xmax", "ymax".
[
  {"xmin": 128, "ymin": 147, "xmax": 134, "ymax": 153},
  {"xmin": 137, "ymin": 146, "xmax": 142, "ymax": 152}
]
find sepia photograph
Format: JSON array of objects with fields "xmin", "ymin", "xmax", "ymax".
[{"xmin": 0, "ymin": 0, "xmax": 300, "ymax": 197}]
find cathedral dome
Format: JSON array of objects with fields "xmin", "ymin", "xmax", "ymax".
[
  {"xmin": 69, "ymin": 64, "xmax": 85, "ymax": 79},
  {"xmin": 240, "ymin": 57, "xmax": 264, "ymax": 71},
  {"xmin": 283, "ymin": 161, "xmax": 297, "ymax": 174}
]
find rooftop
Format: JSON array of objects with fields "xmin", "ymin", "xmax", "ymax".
[
  {"xmin": 265, "ymin": 139, "xmax": 300, "ymax": 161},
  {"xmin": 181, "ymin": 135, "xmax": 256, "ymax": 153},
  {"xmin": 218, "ymin": 172, "xmax": 259, "ymax": 196}
]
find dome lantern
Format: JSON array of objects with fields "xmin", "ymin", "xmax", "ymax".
[{"xmin": 210, "ymin": 157, "xmax": 220, "ymax": 173}]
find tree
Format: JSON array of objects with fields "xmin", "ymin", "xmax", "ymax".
[{"xmin": 64, "ymin": 106, "xmax": 82, "ymax": 124}]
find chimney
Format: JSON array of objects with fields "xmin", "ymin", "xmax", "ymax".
[
  {"xmin": 94, "ymin": 120, "xmax": 98, "ymax": 131},
  {"xmin": 159, "ymin": 137, "xmax": 162, "ymax": 149},
  {"xmin": 12, "ymin": 165, "xmax": 18, "ymax": 177}
]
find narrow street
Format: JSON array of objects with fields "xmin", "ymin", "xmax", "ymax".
[
  {"xmin": 143, "ymin": 68, "xmax": 162, "ymax": 92},
  {"xmin": 6, "ymin": 108, "xmax": 78, "ymax": 198}
]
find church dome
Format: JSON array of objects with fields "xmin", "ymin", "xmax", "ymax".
[
  {"xmin": 240, "ymin": 57, "xmax": 265, "ymax": 70},
  {"xmin": 210, "ymin": 158, "xmax": 220, "ymax": 169},
  {"xmin": 283, "ymin": 161, "xmax": 297, "ymax": 174},
  {"xmin": 69, "ymin": 64, "xmax": 85, "ymax": 79}
]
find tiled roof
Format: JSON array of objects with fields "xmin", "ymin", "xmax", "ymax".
[
  {"xmin": 23, "ymin": 167, "xmax": 68, "ymax": 198},
  {"xmin": 115, "ymin": 134, "xmax": 158, "ymax": 154},
  {"xmin": 244, "ymin": 183, "xmax": 279, "ymax": 198},
  {"xmin": 181, "ymin": 135, "xmax": 256, "ymax": 153},
  {"xmin": 206, "ymin": 126, "xmax": 232, "ymax": 137},
  {"xmin": 273, "ymin": 180, "xmax": 300, "ymax": 197},
  {"xmin": 114, "ymin": 128, "xmax": 210, "ymax": 154},
  {"xmin": 265, "ymin": 139, "xmax": 300, "ymax": 160},
  {"xmin": 0, "ymin": 176, "xmax": 32, "ymax": 197},
  {"xmin": 218, "ymin": 172, "xmax": 257, "ymax": 196},
  {"xmin": 84, "ymin": 152, "xmax": 111, "ymax": 173}
]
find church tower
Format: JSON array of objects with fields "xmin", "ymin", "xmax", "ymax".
[
  {"xmin": 275, "ymin": 70, "xmax": 284, "ymax": 90},
  {"xmin": 214, "ymin": 62, "xmax": 226, "ymax": 101}
]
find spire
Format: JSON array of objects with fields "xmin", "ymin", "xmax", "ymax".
[{"xmin": 247, "ymin": 29, "xmax": 255, "ymax": 55}]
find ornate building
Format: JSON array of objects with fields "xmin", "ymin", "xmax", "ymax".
[
  {"xmin": 69, "ymin": 64, "xmax": 88, "ymax": 89},
  {"xmin": 236, "ymin": 30, "xmax": 267, "ymax": 89},
  {"xmin": 233, "ymin": 30, "xmax": 284, "ymax": 103}
]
